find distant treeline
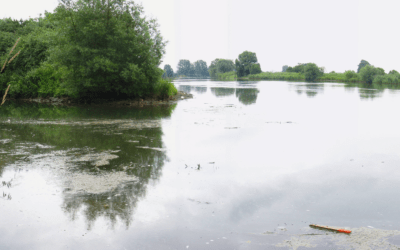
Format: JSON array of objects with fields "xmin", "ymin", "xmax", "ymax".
[
  {"xmin": 167, "ymin": 51, "xmax": 262, "ymax": 80},
  {"xmin": 163, "ymin": 59, "xmax": 209, "ymax": 78},
  {"xmin": 170, "ymin": 55, "xmax": 400, "ymax": 85}
]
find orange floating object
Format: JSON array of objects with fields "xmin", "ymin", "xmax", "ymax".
[{"xmin": 309, "ymin": 224, "xmax": 351, "ymax": 234}]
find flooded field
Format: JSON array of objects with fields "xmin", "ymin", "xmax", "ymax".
[{"xmin": 2, "ymin": 79, "xmax": 400, "ymax": 249}]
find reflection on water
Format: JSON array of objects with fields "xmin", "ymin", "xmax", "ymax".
[
  {"xmin": 210, "ymin": 87, "xmax": 235, "ymax": 97},
  {"xmin": 3, "ymin": 80, "xmax": 400, "ymax": 249},
  {"xmin": 0, "ymin": 104, "xmax": 171, "ymax": 230},
  {"xmin": 181, "ymin": 84, "xmax": 260, "ymax": 105},
  {"xmin": 291, "ymin": 83, "xmax": 324, "ymax": 98}
]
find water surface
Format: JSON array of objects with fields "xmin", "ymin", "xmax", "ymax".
[{"xmin": 1, "ymin": 80, "xmax": 400, "ymax": 249}]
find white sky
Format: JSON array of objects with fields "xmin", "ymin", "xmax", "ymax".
[{"xmin": 1, "ymin": 0, "xmax": 399, "ymax": 73}]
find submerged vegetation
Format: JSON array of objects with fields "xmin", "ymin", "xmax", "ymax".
[{"xmin": 0, "ymin": 0, "xmax": 178, "ymax": 102}]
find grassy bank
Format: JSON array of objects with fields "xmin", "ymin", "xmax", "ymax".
[{"xmin": 217, "ymin": 71, "xmax": 237, "ymax": 80}]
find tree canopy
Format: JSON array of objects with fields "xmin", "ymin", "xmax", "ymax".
[
  {"xmin": 1, "ymin": 0, "xmax": 168, "ymax": 99},
  {"xmin": 193, "ymin": 60, "xmax": 209, "ymax": 77},
  {"xmin": 304, "ymin": 63, "xmax": 323, "ymax": 82},
  {"xmin": 235, "ymin": 51, "xmax": 259, "ymax": 77},
  {"xmin": 357, "ymin": 60, "xmax": 370, "ymax": 73},
  {"xmin": 163, "ymin": 64, "xmax": 174, "ymax": 78}
]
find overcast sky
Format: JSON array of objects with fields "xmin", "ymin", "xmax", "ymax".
[{"xmin": 1, "ymin": 0, "xmax": 399, "ymax": 73}]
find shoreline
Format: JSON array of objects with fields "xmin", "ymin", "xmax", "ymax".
[{"xmin": 6, "ymin": 91, "xmax": 193, "ymax": 107}]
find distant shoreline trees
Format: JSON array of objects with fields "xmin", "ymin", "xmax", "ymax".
[{"xmin": 176, "ymin": 59, "xmax": 209, "ymax": 77}]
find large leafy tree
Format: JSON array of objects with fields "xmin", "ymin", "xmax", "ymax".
[
  {"xmin": 193, "ymin": 60, "xmax": 209, "ymax": 77},
  {"xmin": 208, "ymin": 58, "xmax": 220, "ymax": 78},
  {"xmin": 176, "ymin": 59, "xmax": 192, "ymax": 76},
  {"xmin": 250, "ymin": 63, "xmax": 261, "ymax": 74},
  {"xmin": 235, "ymin": 51, "xmax": 259, "ymax": 77},
  {"xmin": 359, "ymin": 65, "xmax": 380, "ymax": 83},
  {"xmin": 357, "ymin": 60, "xmax": 370, "ymax": 73},
  {"xmin": 304, "ymin": 63, "xmax": 323, "ymax": 81},
  {"xmin": 216, "ymin": 59, "xmax": 235, "ymax": 74},
  {"xmin": 282, "ymin": 65, "xmax": 288, "ymax": 72},
  {"xmin": 49, "ymin": 0, "xmax": 166, "ymax": 98}
]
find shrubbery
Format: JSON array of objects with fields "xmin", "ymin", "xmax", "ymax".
[{"xmin": 1, "ymin": 0, "xmax": 172, "ymax": 100}]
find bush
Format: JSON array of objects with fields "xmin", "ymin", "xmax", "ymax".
[
  {"xmin": 250, "ymin": 63, "xmax": 262, "ymax": 74},
  {"xmin": 359, "ymin": 65, "xmax": 378, "ymax": 84},
  {"xmin": 154, "ymin": 78, "xmax": 177, "ymax": 99},
  {"xmin": 344, "ymin": 70, "xmax": 358, "ymax": 80},
  {"xmin": 218, "ymin": 71, "xmax": 237, "ymax": 80},
  {"xmin": 304, "ymin": 63, "xmax": 323, "ymax": 82}
]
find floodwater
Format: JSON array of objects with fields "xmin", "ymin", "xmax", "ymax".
[{"xmin": 1, "ymin": 80, "xmax": 400, "ymax": 249}]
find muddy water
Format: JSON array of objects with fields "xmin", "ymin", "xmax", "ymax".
[{"xmin": 1, "ymin": 80, "xmax": 400, "ymax": 249}]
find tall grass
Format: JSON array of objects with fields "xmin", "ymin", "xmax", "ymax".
[{"xmin": 217, "ymin": 71, "xmax": 237, "ymax": 80}]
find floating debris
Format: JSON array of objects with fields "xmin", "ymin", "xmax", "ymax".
[{"xmin": 310, "ymin": 224, "xmax": 351, "ymax": 234}]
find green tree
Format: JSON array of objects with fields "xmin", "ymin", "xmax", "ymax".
[
  {"xmin": 359, "ymin": 65, "xmax": 378, "ymax": 83},
  {"xmin": 357, "ymin": 60, "xmax": 370, "ymax": 73},
  {"xmin": 193, "ymin": 60, "xmax": 208, "ymax": 77},
  {"xmin": 285, "ymin": 66, "xmax": 294, "ymax": 72},
  {"xmin": 344, "ymin": 70, "xmax": 357, "ymax": 80},
  {"xmin": 250, "ymin": 63, "xmax": 261, "ymax": 74},
  {"xmin": 176, "ymin": 59, "xmax": 192, "ymax": 76},
  {"xmin": 216, "ymin": 59, "xmax": 235, "ymax": 74},
  {"xmin": 282, "ymin": 65, "xmax": 288, "ymax": 72},
  {"xmin": 235, "ymin": 51, "xmax": 259, "ymax": 77},
  {"xmin": 376, "ymin": 67, "xmax": 385, "ymax": 75},
  {"xmin": 208, "ymin": 58, "xmax": 220, "ymax": 78},
  {"xmin": 389, "ymin": 70, "xmax": 399, "ymax": 75},
  {"xmin": 304, "ymin": 63, "xmax": 323, "ymax": 82},
  {"xmin": 163, "ymin": 64, "xmax": 174, "ymax": 78},
  {"xmin": 49, "ymin": 0, "xmax": 166, "ymax": 98}
]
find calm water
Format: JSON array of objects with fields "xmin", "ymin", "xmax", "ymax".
[{"xmin": 1, "ymin": 80, "xmax": 400, "ymax": 249}]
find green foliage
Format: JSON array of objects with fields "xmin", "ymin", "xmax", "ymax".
[
  {"xmin": 250, "ymin": 63, "xmax": 261, "ymax": 74},
  {"xmin": 235, "ymin": 51, "xmax": 259, "ymax": 77},
  {"xmin": 217, "ymin": 71, "xmax": 236, "ymax": 80},
  {"xmin": 304, "ymin": 63, "xmax": 323, "ymax": 82},
  {"xmin": 163, "ymin": 64, "xmax": 174, "ymax": 78},
  {"xmin": 359, "ymin": 65, "xmax": 378, "ymax": 84},
  {"xmin": 154, "ymin": 78, "xmax": 177, "ymax": 98},
  {"xmin": 209, "ymin": 58, "xmax": 235, "ymax": 78},
  {"xmin": 372, "ymin": 74, "xmax": 400, "ymax": 84},
  {"xmin": 176, "ymin": 59, "xmax": 192, "ymax": 76},
  {"xmin": 376, "ymin": 67, "xmax": 385, "ymax": 75},
  {"xmin": 344, "ymin": 70, "xmax": 358, "ymax": 80},
  {"xmin": 49, "ymin": 0, "xmax": 166, "ymax": 99},
  {"xmin": 208, "ymin": 58, "xmax": 220, "ymax": 78},
  {"xmin": 216, "ymin": 59, "xmax": 235, "ymax": 74},
  {"xmin": 193, "ymin": 60, "xmax": 209, "ymax": 77},
  {"xmin": 247, "ymin": 72, "xmax": 305, "ymax": 81},
  {"xmin": 286, "ymin": 63, "xmax": 307, "ymax": 73},
  {"xmin": 282, "ymin": 65, "xmax": 288, "ymax": 72},
  {"xmin": 1, "ymin": 0, "xmax": 167, "ymax": 100},
  {"xmin": 389, "ymin": 70, "xmax": 399, "ymax": 75},
  {"xmin": 357, "ymin": 59, "xmax": 370, "ymax": 73}
]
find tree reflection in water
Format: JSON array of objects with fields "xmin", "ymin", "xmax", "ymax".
[
  {"xmin": 210, "ymin": 87, "xmax": 235, "ymax": 97},
  {"xmin": 0, "ymin": 104, "xmax": 173, "ymax": 229},
  {"xmin": 235, "ymin": 88, "xmax": 260, "ymax": 105},
  {"xmin": 292, "ymin": 83, "xmax": 324, "ymax": 98}
]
